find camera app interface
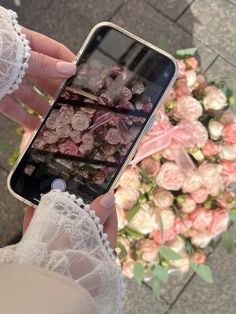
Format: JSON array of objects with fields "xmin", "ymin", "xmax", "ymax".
[{"xmin": 11, "ymin": 27, "xmax": 175, "ymax": 204}]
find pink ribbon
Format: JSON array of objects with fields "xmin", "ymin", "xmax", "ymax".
[
  {"xmin": 130, "ymin": 113, "xmax": 198, "ymax": 170},
  {"xmin": 89, "ymin": 111, "xmax": 128, "ymax": 133}
]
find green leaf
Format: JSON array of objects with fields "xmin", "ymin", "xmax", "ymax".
[
  {"xmin": 124, "ymin": 226, "xmax": 144, "ymax": 237},
  {"xmin": 116, "ymin": 241, "xmax": 127, "ymax": 260},
  {"xmin": 221, "ymin": 230, "xmax": 234, "ymax": 254},
  {"xmin": 133, "ymin": 262, "xmax": 144, "ymax": 285},
  {"xmin": 153, "ymin": 264, "xmax": 169, "ymax": 283},
  {"xmin": 176, "ymin": 47, "xmax": 197, "ymax": 57},
  {"xmin": 190, "ymin": 263, "xmax": 214, "ymax": 284},
  {"xmin": 8, "ymin": 148, "xmax": 20, "ymax": 166},
  {"xmin": 126, "ymin": 204, "xmax": 140, "ymax": 222},
  {"xmin": 229, "ymin": 209, "xmax": 236, "ymax": 223},
  {"xmin": 152, "ymin": 278, "xmax": 160, "ymax": 299},
  {"xmin": 159, "ymin": 245, "xmax": 181, "ymax": 261}
]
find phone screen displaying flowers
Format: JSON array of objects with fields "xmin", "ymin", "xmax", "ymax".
[{"xmin": 10, "ymin": 26, "xmax": 176, "ymax": 204}]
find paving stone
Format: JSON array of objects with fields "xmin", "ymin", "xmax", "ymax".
[
  {"xmin": 228, "ymin": 0, "xmax": 236, "ymax": 5},
  {"xmin": 0, "ymin": 169, "xmax": 24, "ymax": 247},
  {"xmin": 111, "ymin": 0, "xmax": 216, "ymax": 71},
  {"xmin": 168, "ymin": 239, "xmax": 236, "ymax": 314},
  {"xmin": 147, "ymin": 0, "xmax": 192, "ymax": 21},
  {"xmin": 34, "ymin": 0, "xmax": 124, "ymax": 53},
  {"xmin": 177, "ymin": 0, "xmax": 236, "ymax": 66},
  {"xmin": 0, "ymin": 115, "xmax": 21, "ymax": 171},
  {"xmin": 123, "ymin": 278, "xmax": 169, "ymax": 314},
  {"xmin": 205, "ymin": 56, "xmax": 236, "ymax": 95}
]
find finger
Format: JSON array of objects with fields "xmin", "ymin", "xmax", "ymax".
[
  {"xmin": 103, "ymin": 209, "xmax": 118, "ymax": 249},
  {"xmin": 22, "ymin": 27, "xmax": 76, "ymax": 62},
  {"xmin": 12, "ymin": 82, "xmax": 49, "ymax": 117},
  {"xmin": 90, "ymin": 192, "xmax": 115, "ymax": 225},
  {"xmin": 0, "ymin": 95, "xmax": 40, "ymax": 130},
  {"xmin": 23, "ymin": 206, "xmax": 35, "ymax": 234},
  {"xmin": 20, "ymin": 130, "xmax": 35, "ymax": 154},
  {"xmin": 26, "ymin": 75, "xmax": 61, "ymax": 96},
  {"xmin": 27, "ymin": 51, "xmax": 76, "ymax": 79}
]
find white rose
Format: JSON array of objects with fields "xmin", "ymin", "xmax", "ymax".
[
  {"xmin": 182, "ymin": 170, "xmax": 202, "ymax": 193},
  {"xmin": 170, "ymin": 251, "xmax": 190, "ymax": 273},
  {"xmin": 155, "ymin": 209, "xmax": 175, "ymax": 230},
  {"xmin": 219, "ymin": 144, "xmax": 236, "ymax": 161},
  {"xmin": 115, "ymin": 187, "xmax": 139, "ymax": 211},
  {"xmin": 191, "ymin": 231, "xmax": 213, "ymax": 248},
  {"xmin": 208, "ymin": 120, "xmax": 223, "ymax": 140},
  {"xmin": 173, "ymin": 95, "xmax": 203, "ymax": 121},
  {"xmin": 203, "ymin": 87, "xmax": 227, "ymax": 111},
  {"xmin": 122, "ymin": 256, "xmax": 134, "ymax": 279},
  {"xmin": 116, "ymin": 206, "xmax": 127, "ymax": 230},
  {"xmin": 151, "ymin": 189, "xmax": 174, "ymax": 209},
  {"xmin": 166, "ymin": 236, "xmax": 185, "ymax": 253},
  {"xmin": 199, "ymin": 163, "xmax": 223, "ymax": 197},
  {"xmin": 128, "ymin": 204, "xmax": 157, "ymax": 234},
  {"xmin": 186, "ymin": 70, "xmax": 197, "ymax": 87},
  {"xmin": 118, "ymin": 168, "xmax": 141, "ymax": 190}
]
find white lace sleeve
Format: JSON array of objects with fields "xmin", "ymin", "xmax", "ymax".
[
  {"xmin": 0, "ymin": 6, "xmax": 30, "ymax": 100},
  {"xmin": 0, "ymin": 191, "xmax": 124, "ymax": 314}
]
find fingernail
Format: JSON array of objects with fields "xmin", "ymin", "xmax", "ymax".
[
  {"xmin": 56, "ymin": 61, "xmax": 76, "ymax": 75},
  {"xmin": 100, "ymin": 193, "xmax": 115, "ymax": 210}
]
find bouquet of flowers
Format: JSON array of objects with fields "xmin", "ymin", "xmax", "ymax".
[{"xmin": 115, "ymin": 49, "xmax": 236, "ymax": 297}]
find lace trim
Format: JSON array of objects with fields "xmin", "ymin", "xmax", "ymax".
[{"xmin": 7, "ymin": 10, "xmax": 30, "ymax": 93}]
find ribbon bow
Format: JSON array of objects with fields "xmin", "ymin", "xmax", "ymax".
[
  {"xmin": 130, "ymin": 113, "xmax": 198, "ymax": 170},
  {"xmin": 89, "ymin": 111, "xmax": 128, "ymax": 133}
]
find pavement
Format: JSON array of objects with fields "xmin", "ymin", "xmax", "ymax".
[{"xmin": 0, "ymin": 0, "xmax": 235, "ymax": 313}]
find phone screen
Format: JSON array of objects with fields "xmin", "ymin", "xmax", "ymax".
[{"xmin": 10, "ymin": 25, "xmax": 176, "ymax": 204}]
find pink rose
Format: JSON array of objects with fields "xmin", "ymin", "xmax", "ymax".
[
  {"xmin": 220, "ymin": 110, "xmax": 235, "ymax": 125},
  {"xmin": 80, "ymin": 106, "xmax": 96, "ymax": 117},
  {"xmin": 180, "ymin": 120, "xmax": 208, "ymax": 148},
  {"xmin": 196, "ymin": 74, "xmax": 208, "ymax": 89},
  {"xmin": 223, "ymin": 123, "xmax": 236, "ymax": 144},
  {"xmin": 190, "ymin": 252, "xmax": 207, "ymax": 264},
  {"xmin": 182, "ymin": 170, "xmax": 202, "ymax": 193},
  {"xmin": 173, "ymin": 95, "xmax": 203, "ymax": 121},
  {"xmin": 105, "ymin": 128, "xmax": 122, "ymax": 145},
  {"xmin": 216, "ymin": 191, "xmax": 235, "ymax": 210},
  {"xmin": 43, "ymin": 130, "xmax": 58, "ymax": 144},
  {"xmin": 185, "ymin": 57, "xmax": 198, "ymax": 70},
  {"xmin": 174, "ymin": 217, "xmax": 192, "ymax": 234},
  {"xmin": 191, "ymin": 187, "xmax": 208, "ymax": 204},
  {"xmin": 156, "ymin": 162, "xmax": 184, "ymax": 191},
  {"xmin": 57, "ymin": 106, "xmax": 74, "ymax": 125},
  {"xmin": 56, "ymin": 124, "xmax": 72, "ymax": 138},
  {"xmin": 190, "ymin": 207, "xmax": 214, "ymax": 231},
  {"xmin": 175, "ymin": 79, "xmax": 191, "ymax": 97},
  {"xmin": 59, "ymin": 140, "xmax": 80, "ymax": 156},
  {"xmin": 140, "ymin": 239, "xmax": 159, "ymax": 262},
  {"xmin": 33, "ymin": 137, "xmax": 47, "ymax": 150},
  {"xmin": 177, "ymin": 60, "xmax": 186, "ymax": 78},
  {"xmin": 209, "ymin": 209, "xmax": 229, "ymax": 237},
  {"xmin": 93, "ymin": 171, "xmax": 106, "ymax": 184},
  {"xmin": 150, "ymin": 228, "xmax": 176, "ymax": 245},
  {"xmin": 79, "ymin": 143, "xmax": 93, "ymax": 155},
  {"xmin": 199, "ymin": 163, "xmax": 223, "ymax": 196},
  {"xmin": 202, "ymin": 140, "xmax": 219, "ymax": 157},
  {"xmin": 220, "ymin": 160, "xmax": 236, "ymax": 185},
  {"xmin": 140, "ymin": 157, "xmax": 160, "ymax": 177},
  {"xmin": 70, "ymin": 130, "xmax": 82, "ymax": 144},
  {"xmin": 71, "ymin": 112, "xmax": 91, "ymax": 131},
  {"xmin": 181, "ymin": 195, "xmax": 196, "ymax": 213},
  {"xmin": 81, "ymin": 132, "xmax": 94, "ymax": 145},
  {"xmin": 45, "ymin": 109, "xmax": 59, "ymax": 129}
]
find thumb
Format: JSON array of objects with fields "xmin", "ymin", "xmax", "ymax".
[
  {"xmin": 90, "ymin": 192, "xmax": 116, "ymax": 225},
  {"xmin": 27, "ymin": 51, "xmax": 77, "ymax": 79}
]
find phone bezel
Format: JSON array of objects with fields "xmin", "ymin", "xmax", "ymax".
[{"xmin": 7, "ymin": 21, "xmax": 178, "ymax": 207}]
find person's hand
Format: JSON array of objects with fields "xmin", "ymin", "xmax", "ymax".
[
  {"xmin": 0, "ymin": 27, "xmax": 76, "ymax": 130},
  {"xmin": 23, "ymin": 192, "xmax": 118, "ymax": 249}
]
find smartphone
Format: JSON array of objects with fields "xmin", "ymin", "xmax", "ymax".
[{"xmin": 8, "ymin": 22, "xmax": 177, "ymax": 206}]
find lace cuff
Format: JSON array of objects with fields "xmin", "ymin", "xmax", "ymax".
[
  {"xmin": 0, "ymin": 6, "xmax": 30, "ymax": 100},
  {"xmin": 0, "ymin": 191, "xmax": 124, "ymax": 314}
]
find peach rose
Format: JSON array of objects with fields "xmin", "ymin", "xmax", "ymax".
[
  {"xmin": 155, "ymin": 209, "xmax": 175, "ymax": 230},
  {"xmin": 216, "ymin": 191, "xmax": 235, "ymax": 210},
  {"xmin": 70, "ymin": 130, "xmax": 82, "ymax": 143},
  {"xmin": 181, "ymin": 195, "xmax": 196, "ymax": 213},
  {"xmin": 209, "ymin": 209, "xmax": 229, "ymax": 237},
  {"xmin": 174, "ymin": 217, "xmax": 192, "ymax": 234},
  {"xmin": 186, "ymin": 70, "xmax": 197, "ymax": 87},
  {"xmin": 191, "ymin": 187, "xmax": 209, "ymax": 204},
  {"xmin": 190, "ymin": 207, "xmax": 214, "ymax": 231},
  {"xmin": 190, "ymin": 251, "xmax": 207, "ymax": 264},
  {"xmin": 167, "ymin": 236, "xmax": 185, "ymax": 253},
  {"xmin": 177, "ymin": 60, "xmax": 186, "ymax": 78},
  {"xmin": 43, "ymin": 130, "xmax": 58, "ymax": 144},
  {"xmin": 118, "ymin": 168, "xmax": 141, "ymax": 190},
  {"xmin": 45, "ymin": 109, "xmax": 59, "ymax": 129},
  {"xmin": 208, "ymin": 119, "xmax": 224, "ymax": 140},
  {"xmin": 115, "ymin": 187, "xmax": 139, "ymax": 211},
  {"xmin": 71, "ymin": 112, "xmax": 90, "ymax": 131},
  {"xmin": 151, "ymin": 189, "xmax": 174, "ymax": 209},
  {"xmin": 56, "ymin": 124, "xmax": 72, "ymax": 138},
  {"xmin": 223, "ymin": 123, "xmax": 236, "ymax": 144},
  {"xmin": 202, "ymin": 140, "xmax": 219, "ymax": 157},
  {"xmin": 59, "ymin": 140, "xmax": 79, "ymax": 156},
  {"xmin": 156, "ymin": 162, "xmax": 184, "ymax": 191},
  {"xmin": 122, "ymin": 256, "xmax": 134, "ymax": 279},
  {"xmin": 199, "ymin": 163, "xmax": 223, "ymax": 196},
  {"xmin": 105, "ymin": 128, "xmax": 122, "ymax": 145},
  {"xmin": 140, "ymin": 157, "xmax": 160, "ymax": 177},
  {"xmin": 150, "ymin": 228, "xmax": 176, "ymax": 245},
  {"xmin": 219, "ymin": 144, "xmax": 236, "ymax": 161},
  {"xmin": 173, "ymin": 95, "xmax": 203, "ymax": 121},
  {"xmin": 128, "ymin": 204, "xmax": 157, "ymax": 234},
  {"xmin": 175, "ymin": 79, "xmax": 191, "ymax": 97},
  {"xmin": 182, "ymin": 170, "xmax": 202, "ymax": 193},
  {"xmin": 57, "ymin": 105, "xmax": 74, "ymax": 125},
  {"xmin": 203, "ymin": 87, "xmax": 227, "ymax": 111},
  {"xmin": 191, "ymin": 230, "xmax": 213, "ymax": 248},
  {"xmin": 219, "ymin": 160, "xmax": 236, "ymax": 184},
  {"xmin": 185, "ymin": 57, "xmax": 198, "ymax": 70},
  {"xmin": 140, "ymin": 239, "xmax": 159, "ymax": 262},
  {"xmin": 169, "ymin": 250, "xmax": 190, "ymax": 273}
]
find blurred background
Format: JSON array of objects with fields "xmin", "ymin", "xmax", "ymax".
[{"xmin": 0, "ymin": 1, "xmax": 235, "ymax": 313}]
